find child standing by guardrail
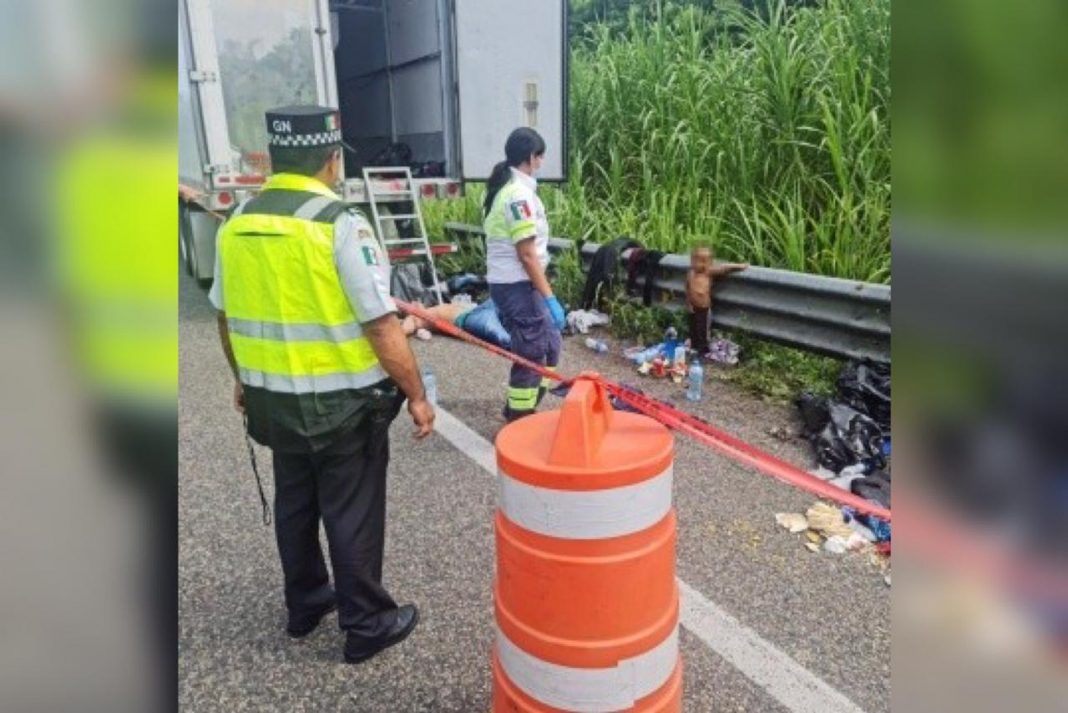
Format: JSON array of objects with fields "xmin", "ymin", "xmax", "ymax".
[{"xmin": 685, "ymin": 243, "xmax": 748, "ymax": 358}]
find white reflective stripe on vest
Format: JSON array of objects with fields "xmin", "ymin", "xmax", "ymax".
[
  {"xmin": 498, "ymin": 466, "xmax": 673, "ymax": 540},
  {"xmin": 228, "ymin": 317, "xmax": 364, "ymax": 342},
  {"xmin": 496, "ymin": 625, "xmax": 679, "ymax": 712},
  {"xmin": 292, "ymin": 194, "xmax": 336, "ymax": 221},
  {"xmin": 238, "ymin": 365, "xmax": 386, "ymax": 393}
]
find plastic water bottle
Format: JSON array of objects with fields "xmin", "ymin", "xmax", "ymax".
[
  {"xmin": 585, "ymin": 337, "xmax": 608, "ymax": 354},
  {"xmin": 422, "ymin": 368, "xmax": 437, "ymax": 405},
  {"xmin": 664, "ymin": 327, "xmax": 678, "ymax": 359},
  {"xmin": 673, "ymin": 345, "xmax": 687, "ymax": 369},
  {"xmin": 686, "ymin": 360, "xmax": 704, "ymax": 402},
  {"xmin": 629, "ymin": 342, "xmax": 665, "ymax": 364}
]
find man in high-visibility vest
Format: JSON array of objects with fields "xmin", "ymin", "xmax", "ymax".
[{"xmin": 210, "ymin": 105, "xmax": 434, "ymax": 664}]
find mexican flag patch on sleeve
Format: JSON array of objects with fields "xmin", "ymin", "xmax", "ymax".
[
  {"xmin": 361, "ymin": 244, "xmax": 379, "ymax": 266},
  {"xmin": 508, "ymin": 199, "xmax": 533, "ymax": 221}
]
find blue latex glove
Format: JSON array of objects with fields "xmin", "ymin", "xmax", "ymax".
[{"xmin": 544, "ymin": 295, "xmax": 566, "ymax": 331}]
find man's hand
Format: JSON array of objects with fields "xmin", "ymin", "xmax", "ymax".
[
  {"xmin": 233, "ymin": 381, "xmax": 245, "ymax": 413},
  {"xmin": 408, "ymin": 397, "xmax": 435, "ymax": 439}
]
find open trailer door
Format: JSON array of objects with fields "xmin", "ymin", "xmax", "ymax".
[
  {"xmin": 183, "ymin": 0, "xmax": 336, "ymax": 188},
  {"xmin": 453, "ymin": 0, "xmax": 568, "ymax": 182}
]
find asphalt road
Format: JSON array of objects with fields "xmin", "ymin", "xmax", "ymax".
[{"xmin": 179, "ymin": 271, "xmax": 889, "ymax": 712}]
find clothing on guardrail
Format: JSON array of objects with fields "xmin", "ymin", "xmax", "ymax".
[{"xmin": 581, "ymin": 237, "xmax": 641, "ymax": 310}]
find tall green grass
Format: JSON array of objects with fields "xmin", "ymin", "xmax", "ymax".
[{"xmin": 424, "ymin": 0, "xmax": 890, "ymax": 283}]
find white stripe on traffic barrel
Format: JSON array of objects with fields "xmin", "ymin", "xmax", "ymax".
[
  {"xmin": 496, "ymin": 625, "xmax": 679, "ymax": 712},
  {"xmin": 498, "ymin": 466, "xmax": 673, "ymax": 540}
]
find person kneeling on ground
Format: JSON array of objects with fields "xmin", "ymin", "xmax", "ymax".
[
  {"xmin": 400, "ymin": 299, "xmax": 512, "ymax": 350},
  {"xmin": 685, "ymin": 243, "xmax": 748, "ymax": 358}
]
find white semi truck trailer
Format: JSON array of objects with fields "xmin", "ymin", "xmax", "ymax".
[{"xmin": 179, "ymin": 0, "xmax": 568, "ymax": 282}]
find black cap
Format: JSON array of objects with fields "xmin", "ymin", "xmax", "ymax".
[{"xmin": 265, "ymin": 105, "xmax": 342, "ymax": 149}]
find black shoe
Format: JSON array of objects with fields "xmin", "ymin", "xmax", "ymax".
[
  {"xmin": 286, "ymin": 601, "xmax": 337, "ymax": 639},
  {"xmin": 343, "ymin": 604, "xmax": 419, "ymax": 664}
]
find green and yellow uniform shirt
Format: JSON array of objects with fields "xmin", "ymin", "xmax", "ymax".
[{"xmin": 483, "ymin": 168, "xmax": 549, "ymax": 284}]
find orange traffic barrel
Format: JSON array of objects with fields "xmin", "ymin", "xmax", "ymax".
[{"xmin": 492, "ymin": 376, "xmax": 681, "ymax": 712}]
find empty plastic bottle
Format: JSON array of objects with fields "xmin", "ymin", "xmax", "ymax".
[
  {"xmin": 629, "ymin": 342, "xmax": 665, "ymax": 364},
  {"xmin": 686, "ymin": 360, "xmax": 704, "ymax": 402},
  {"xmin": 422, "ymin": 368, "xmax": 437, "ymax": 405},
  {"xmin": 584, "ymin": 337, "xmax": 608, "ymax": 354}
]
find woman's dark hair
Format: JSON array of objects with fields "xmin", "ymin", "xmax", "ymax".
[{"xmin": 483, "ymin": 127, "xmax": 546, "ymax": 216}]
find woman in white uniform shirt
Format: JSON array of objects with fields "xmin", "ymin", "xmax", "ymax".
[{"xmin": 481, "ymin": 127, "xmax": 564, "ymax": 421}]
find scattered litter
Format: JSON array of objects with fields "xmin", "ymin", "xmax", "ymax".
[
  {"xmin": 884, "ymin": 573, "xmax": 891, "ymax": 587},
  {"xmin": 846, "ymin": 518, "xmax": 877, "ymax": 542},
  {"xmin": 805, "ymin": 502, "xmax": 855, "ymax": 540},
  {"xmin": 850, "ymin": 472, "xmax": 891, "ymax": 509},
  {"xmin": 864, "ymin": 516, "xmax": 892, "ymax": 543},
  {"xmin": 626, "ymin": 343, "xmax": 666, "ymax": 365},
  {"xmin": 706, "ymin": 337, "xmax": 740, "ymax": 365},
  {"xmin": 804, "ymin": 542, "xmax": 820, "ymax": 553},
  {"xmin": 809, "ymin": 465, "xmax": 839, "ymax": 481},
  {"xmin": 805, "ymin": 530, "xmax": 822, "ymax": 544},
  {"xmin": 584, "ymin": 337, "xmax": 609, "ymax": 354},
  {"xmin": 845, "ymin": 532, "xmax": 871, "ymax": 551},
  {"xmin": 837, "ymin": 360, "xmax": 890, "ymax": 431},
  {"xmin": 415, "ymin": 328, "xmax": 432, "ymax": 341},
  {"xmin": 767, "ymin": 425, "xmax": 793, "ymax": 441},
  {"xmin": 775, "ymin": 512, "xmax": 808, "ymax": 533},
  {"xmin": 636, "ymin": 355, "xmax": 686, "ymax": 381},
  {"xmin": 829, "ymin": 472, "xmax": 865, "ymax": 491},
  {"xmin": 823, "ymin": 535, "xmax": 849, "ymax": 554},
  {"xmin": 566, "ymin": 309, "xmax": 611, "ymax": 334}
]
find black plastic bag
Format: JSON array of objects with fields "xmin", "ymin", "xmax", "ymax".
[
  {"xmin": 851, "ymin": 471, "xmax": 891, "ymax": 508},
  {"xmin": 812, "ymin": 402, "xmax": 886, "ymax": 473},
  {"xmin": 837, "ymin": 360, "xmax": 891, "ymax": 430},
  {"xmin": 796, "ymin": 391, "xmax": 830, "ymax": 436}
]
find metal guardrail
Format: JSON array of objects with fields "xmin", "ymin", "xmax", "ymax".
[
  {"xmin": 580, "ymin": 243, "xmax": 890, "ymax": 363},
  {"xmin": 442, "ymin": 222, "xmax": 575, "ymax": 255},
  {"xmin": 440, "ymin": 223, "xmax": 890, "ymax": 363}
]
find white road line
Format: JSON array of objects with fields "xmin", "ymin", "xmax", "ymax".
[
  {"xmin": 432, "ymin": 406, "xmax": 869, "ymax": 713},
  {"xmin": 676, "ymin": 579, "xmax": 867, "ymax": 713}
]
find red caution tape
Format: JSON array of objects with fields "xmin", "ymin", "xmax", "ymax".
[{"xmin": 396, "ymin": 299, "xmax": 892, "ymax": 523}]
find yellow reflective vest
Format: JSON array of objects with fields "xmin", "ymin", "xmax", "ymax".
[{"xmin": 217, "ymin": 173, "xmax": 386, "ymax": 394}]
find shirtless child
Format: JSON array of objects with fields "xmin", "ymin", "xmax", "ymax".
[{"xmin": 685, "ymin": 244, "xmax": 748, "ymax": 357}]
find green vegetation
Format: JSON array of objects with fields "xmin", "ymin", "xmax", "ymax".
[
  {"xmin": 423, "ymin": 0, "xmax": 888, "ymax": 398},
  {"xmin": 427, "ymin": 0, "xmax": 889, "ymax": 282}
]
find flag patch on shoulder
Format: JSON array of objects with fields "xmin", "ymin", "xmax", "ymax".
[
  {"xmin": 361, "ymin": 244, "xmax": 379, "ymax": 266},
  {"xmin": 508, "ymin": 200, "xmax": 532, "ymax": 221}
]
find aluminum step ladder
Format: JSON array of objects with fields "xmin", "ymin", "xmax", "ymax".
[{"xmin": 362, "ymin": 166, "xmax": 445, "ymax": 304}]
